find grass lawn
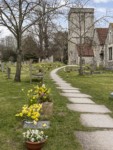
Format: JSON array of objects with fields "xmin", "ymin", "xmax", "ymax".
[
  {"xmin": 58, "ymin": 68, "xmax": 113, "ymax": 117},
  {"xmin": 0, "ymin": 63, "xmax": 83, "ymax": 150},
  {"xmin": 1, "ymin": 63, "xmax": 113, "ymax": 150}
]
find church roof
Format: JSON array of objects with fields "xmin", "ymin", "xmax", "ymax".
[
  {"xmin": 77, "ymin": 43, "xmax": 94, "ymax": 57},
  {"xmin": 96, "ymin": 28, "xmax": 108, "ymax": 45}
]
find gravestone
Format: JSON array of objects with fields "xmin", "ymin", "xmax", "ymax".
[
  {"xmin": 7, "ymin": 67, "xmax": 11, "ymax": 79},
  {"xmin": 109, "ymin": 92, "xmax": 113, "ymax": 100},
  {"xmin": 1, "ymin": 63, "xmax": 4, "ymax": 72},
  {"xmin": 23, "ymin": 121, "xmax": 50, "ymax": 129}
]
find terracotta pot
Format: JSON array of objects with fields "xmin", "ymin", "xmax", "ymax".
[{"xmin": 25, "ymin": 140, "xmax": 46, "ymax": 150}]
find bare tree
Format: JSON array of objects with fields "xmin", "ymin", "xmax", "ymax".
[
  {"xmin": 0, "ymin": 0, "xmax": 69, "ymax": 81},
  {"xmin": 22, "ymin": 35, "xmax": 39, "ymax": 60},
  {"xmin": 30, "ymin": 0, "xmax": 63, "ymax": 60},
  {"xmin": 52, "ymin": 31, "xmax": 68, "ymax": 62}
]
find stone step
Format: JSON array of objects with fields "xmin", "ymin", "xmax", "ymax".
[
  {"xmin": 80, "ymin": 114, "xmax": 113, "ymax": 128},
  {"xmin": 75, "ymin": 131, "xmax": 113, "ymax": 150},
  {"xmin": 55, "ymin": 83, "xmax": 71, "ymax": 87},
  {"xmin": 61, "ymin": 89, "xmax": 80, "ymax": 93},
  {"xmin": 57, "ymin": 87, "xmax": 79, "ymax": 90},
  {"xmin": 67, "ymin": 104, "xmax": 111, "ymax": 113},
  {"xmin": 61, "ymin": 93, "xmax": 91, "ymax": 98},
  {"xmin": 68, "ymin": 97, "xmax": 95, "ymax": 104}
]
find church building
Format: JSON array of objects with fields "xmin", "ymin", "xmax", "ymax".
[{"xmin": 68, "ymin": 8, "xmax": 113, "ymax": 69}]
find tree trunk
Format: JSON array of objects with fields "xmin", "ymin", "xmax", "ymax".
[
  {"xmin": 14, "ymin": 32, "xmax": 22, "ymax": 82},
  {"xmin": 14, "ymin": 50, "xmax": 22, "ymax": 82},
  {"xmin": 79, "ymin": 55, "xmax": 84, "ymax": 75},
  {"xmin": 79, "ymin": 38, "xmax": 84, "ymax": 75}
]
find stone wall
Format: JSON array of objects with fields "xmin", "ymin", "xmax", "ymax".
[
  {"xmin": 93, "ymin": 30, "xmax": 104, "ymax": 67},
  {"xmin": 104, "ymin": 24, "xmax": 113, "ymax": 69}
]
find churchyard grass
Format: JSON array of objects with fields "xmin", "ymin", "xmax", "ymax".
[
  {"xmin": 0, "ymin": 63, "xmax": 83, "ymax": 150},
  {"xmin": 2, "ymin": 63, "xmax": 113, "ymax": 150},
  {"xmin": 58, "ymin": 68, "xmax": 113, "ymax": 117}
]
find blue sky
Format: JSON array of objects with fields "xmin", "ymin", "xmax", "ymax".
[
  {"xmin": 90, "ymin": 0, "xmax": 113, "ymax": 14},
  {"xmin": 0, "ymin": 0, "xmax": 113, "ymax": 37},
  {"xmin": 60, "ymin": 0, "xmax": 113, "ymax": 27},
  {"xmin": 89, "ymin": 0, "xmax": 113, "ymax": 27}
]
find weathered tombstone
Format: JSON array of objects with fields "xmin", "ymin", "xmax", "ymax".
[
  {"xmin": 49, "ymin": 55, "xmax": 53, "ymax": 62},
  {"xmin": 7, "ymin": 67, "xmax": 11, "ymax": 79},
  {"xmin": 23, "ymin": 120, "xmax": 50, "ymax": 129},
  {"xmin": 1, "ymin": 63, "xmax": 4, "ymax": 72},
  {"xmin": 14, "ymin": 62, "xmax": 16, "ymax": 67},
  {"xmin": 8, "ymin": 61, "xmax": 11, "ymax": 65},
  {"xmin": 38, "ymin": 58, "xmax": 41, "ymax": 63},
  {"xmin": 109, "ymin": 92, "xmax": 113, "ymax": 100}
]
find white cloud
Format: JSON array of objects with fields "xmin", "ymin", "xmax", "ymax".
[
  {"xmin": 93, "ymin": 0, "xmax": 113, "ymax": 3},
  {"xmin": 0, "ymin": 26, "xmax": 12, "ymax": 37},
  {"xmin": 95, "ymin": 7, "xmax": 106, "ymax": 13}
]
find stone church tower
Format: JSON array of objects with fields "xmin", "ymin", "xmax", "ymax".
[{"xmin": 68, "ymin": 8, "xmax": 94, "ymax": 64}]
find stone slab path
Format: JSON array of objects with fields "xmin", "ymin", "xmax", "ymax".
[
  {"xmin": 61, "ymin": 93, "xmax": 91, "ymax": 98},
  {"xmin": 50, "ymin": 66, "xmax": 113, "ymax": 150},
  {"xmin": 80, "ymin": 114, "xmax": 113, "ymax": 128},
  {"xmin": 57, "ymin": 87, "xmax": 79, "ymax": 90},
  {"xmin": 75, "ymin": 131, "xmax": 113, "ymax": 150},
  {"xmin": 61, "ymin": 89, "xmax": 80, "ymax": 93},
  {"xmin": 67, "ymin": 104, "xmax": 111, "ymax": 113},
  {"xmin": 68, "ymin": 97, "xmax": 95, "ymax": 104}
]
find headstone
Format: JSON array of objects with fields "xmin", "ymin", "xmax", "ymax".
[
  {"xmin": 23, "ymin": 121, "xmax": 50, "ymax": 129},
  {"xmin": 14, "ymin": 62, "xmax": 16, "ymax": 67},
  {"xmin": 109, "ymin": 92, "xmax": 113, "ymax": 100},
  {"xmin": 7, "ymin": 67, "xmax": 11, "ymax": 79},
  {"xmin": 49, "ymin": 55, "xmax": 53, "ymax": 62},
  {"xmin": 1, "ymin": 63, "xmax": 4, "ymax": 72}
]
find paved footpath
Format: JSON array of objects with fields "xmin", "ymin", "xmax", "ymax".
[{"xmin": 50, "ymin": 66, "xmax": 113, "ymax": 150}]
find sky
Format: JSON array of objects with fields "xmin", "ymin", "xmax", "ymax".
[
  {"xmin": 90, "ymin": 0, "xmax": 113, "ymax": 14},
  {"xmin": 0, "ymin": 0, "xmax": 113, "ymax": 37},
  {"xmin": 58, "ymin": 0, "xmax": 113, "ymax": 29},
  {"xmin": 89, "ymin": 0, "xmax": 113, "ymax": 26}
]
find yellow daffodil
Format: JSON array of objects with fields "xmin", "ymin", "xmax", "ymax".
[
  {"xmin": 15, "ymin": 104, "xmax": 42, "ymax": 122},
  {"xmin": 42, "ymin": 123, "xmax": 47, "ymax": 127}
]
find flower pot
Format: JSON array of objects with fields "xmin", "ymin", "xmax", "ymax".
[
  {"xmin": 41, "ymin": 102, "xmax": 53, "ymax": 118},
  {"xmin": 25, "ymin": 140, "xmax": 46, "ymax": 150}
]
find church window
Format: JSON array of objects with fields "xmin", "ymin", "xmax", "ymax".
[{"xmin": 109, "ymin": 47, "xmax": 112, "ymax": 60}]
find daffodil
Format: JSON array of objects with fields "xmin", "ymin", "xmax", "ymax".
[
  {"xmin": 15, "ymin": 104, "xmax": 42, "ymax": 122},
  {"xmin": 42, "ymin": 123, "xmax": 47, "ymax": 127}
]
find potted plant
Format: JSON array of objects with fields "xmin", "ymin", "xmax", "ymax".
[
  {"xmin": 23, "ymin": 129, "xmax": 48, "ymax": 150},
  {"xmin": 27, "ymin": 84, "xmax": 53, "ymax": 118},
  {"xmin": 15, "ymin": 103, "xmax": 42, "ymax": 124},
  {"xmin": 27, "ymin": 84, "xmax": 52, "ymax": 104}
]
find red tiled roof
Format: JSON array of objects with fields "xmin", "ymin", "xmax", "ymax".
[
  {"xmin": 77, "ymin": 44, "xmax": 94, "ymax": 57},
  {"xmin": 96, "ymin": 28, "xmax": 108, "ymax": 45}
]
